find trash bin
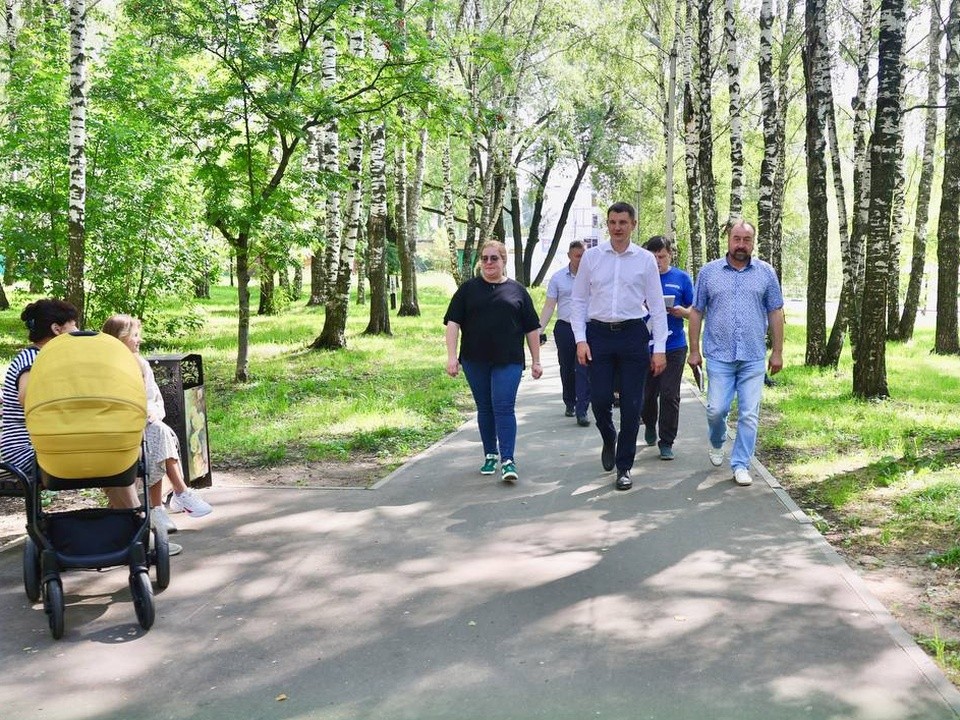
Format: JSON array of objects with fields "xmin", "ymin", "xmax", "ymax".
[{"xmin": 146, "ymin": 354, "xmax": 212, "ymax": 489}]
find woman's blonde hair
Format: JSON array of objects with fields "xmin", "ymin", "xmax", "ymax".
[
  {"xmin": 101, "ymin": 313, "xmax": 141, "ymax": 343},
  {"xmin": 475, "ymin": 240, "xmax": 508, "ymax": 278}
]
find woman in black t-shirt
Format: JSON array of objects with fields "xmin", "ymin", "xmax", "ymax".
[{"xmin": 444, "ymin": 240, "xmax": 542, "ymax": 482}]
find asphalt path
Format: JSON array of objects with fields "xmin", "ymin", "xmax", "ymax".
[{"xmin": 1, "ymin": 353, "xmax": 958, "ymax": 720}]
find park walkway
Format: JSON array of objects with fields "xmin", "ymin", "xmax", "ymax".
[{"xmin": 1, "ymin": 354, "xmax": 959, "ymax": 720}]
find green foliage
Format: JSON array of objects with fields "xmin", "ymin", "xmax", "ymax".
[{"xmin": 180, "ymin": 274, "xmax": 471, "ymax": 466}]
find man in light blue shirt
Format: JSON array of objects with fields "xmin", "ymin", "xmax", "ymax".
[
  {"xmin": 539, "ymin": 241, "xmax": 591, "ymax": 426},
  {"xmin": 687, "ymin": 219, "xmax": 784, "ymax": 487}
]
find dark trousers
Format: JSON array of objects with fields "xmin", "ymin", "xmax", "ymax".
[
  {"xmin": 553, "ymin": 320, "xmax": 590, "ymax": 417},
  {"xmin": 586, "ymin": 321, "xmax": 650, "ymax": 473},
  {"xmin": 641, "ymin": 346, "xmax": 687, "ymax": 448}
]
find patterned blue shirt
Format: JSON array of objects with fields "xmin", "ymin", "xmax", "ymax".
[
  {"xmin": 545, "ymin": 265, "xmax": 577, "ymax": 322},
  {"xmin": 692, "ymin": 255, "xmax": 784, "ymax": 362}
]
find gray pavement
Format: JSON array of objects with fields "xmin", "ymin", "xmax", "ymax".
[{"xmin": 1, "ymin": 355, "xmax": 959, "ymax": 720}]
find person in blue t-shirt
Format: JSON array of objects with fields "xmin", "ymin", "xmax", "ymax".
[{"xmin": 641, "ymin": 236, "xmax": 695, "ymax": 460}]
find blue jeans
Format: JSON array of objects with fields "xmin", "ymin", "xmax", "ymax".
[
  {"xmin": 461, "ymin": 360, "xmax": 524, "ymax": 461},
  {"xmin": 705, "ymin": 358, "xmax": 766, "ymax": 471}
]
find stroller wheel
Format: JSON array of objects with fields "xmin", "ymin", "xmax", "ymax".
[
  {"xmin": 129, "ymin": 572, "xmax": 155, "ymax": 630},
  {"xmin": 44, "ymin": 578, "xmax": 65, "ymax": 640},
  {"xmin": 23, "ymin": 537, "xmax": 41, "ymax": 602},
  {"xmin": 151, "ymin": 528, "xmax": 171, "ymax": 590}
]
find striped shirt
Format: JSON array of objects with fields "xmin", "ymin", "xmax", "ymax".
[
  {"xmin": 692, "ymin": 255, "xmax": 784, "ymax": 362},
  {"xmin": 1, "ymin": 346, "xmax": 40, "ymax": 472}
]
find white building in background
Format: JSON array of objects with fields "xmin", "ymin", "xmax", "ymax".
[{"xmin": 510, "ymin": 160, "xmax": 602, "ymax": 283}]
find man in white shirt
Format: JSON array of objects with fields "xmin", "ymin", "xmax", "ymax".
[
  {"xmin": 571, "ymin": 202, "xmax": 668, "ymax": 490},
  {"xmin": 539, "ymin": 240, "xmax": 591, "ymax": 426}
]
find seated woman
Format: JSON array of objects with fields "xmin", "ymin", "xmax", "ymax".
[
  {"xmin": 0, "ymin": 299, "xmax": 139, "ymax": 510},
  {"xmin": 101, "ymin": 314, "xmax": 212, "ymax": 535}
]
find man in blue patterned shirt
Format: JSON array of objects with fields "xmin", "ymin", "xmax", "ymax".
[{"xmin": 687, "ymin": 219, "xmax": 784, "ymax": 487}]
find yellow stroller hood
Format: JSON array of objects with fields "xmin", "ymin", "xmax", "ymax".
[{"xmin": 24, "ymin": 332, "xmax": 147, "ymax": 479}]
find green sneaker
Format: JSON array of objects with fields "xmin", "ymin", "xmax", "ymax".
[
  {"xmin": 501, "ymin": 460, "xmax": 518, "ymax": 482},
  {"xmin": 644, "ymin": 425, "xmax": 657, "ymax": 446},
  {"xmin": 480, "ymin": 454, "xmax": 498, "ymax": 475}
]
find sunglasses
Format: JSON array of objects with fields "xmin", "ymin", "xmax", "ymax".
[{"xmin": 480, "ymin": 255, "xmax": 501, "ymax": 262}]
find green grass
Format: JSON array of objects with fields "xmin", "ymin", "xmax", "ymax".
[
  {"xmin": 761, "ymin": 308, "xmax": 960, "ymax": 566},
  {"xmin": 0, "ymin": 273, "xmax": 478, "ymax": 470}
]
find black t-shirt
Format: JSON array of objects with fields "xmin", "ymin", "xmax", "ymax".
[{"xmin": 443, "ymin": 277, "xmax": 540, "ymax": 366}]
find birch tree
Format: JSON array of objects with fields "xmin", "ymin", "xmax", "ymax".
[
  {"xmin": 66, "ymin": 0, "xmax": 86, "ymax": 321},
  {"xmin": 825, "ymin": 0, "xmax": 874, "ymax": 362},
  {"xmin": 803, "ymin": 0, "xmax": 829, "ymax": 366},
  {"xmin": 697, "ymin": 0, "xmax": 720, "ymax": 260},
  {"xmin": 321, "ymin": 24, "xmax": 342, "ymax": 306},
  {"xmin": 897, "ymin": 0, "xmax": 941, "ymax": 341},
  {"xmin": 767, "ymin": 0, "xmax": 799, "ymax": 282},
  {"xmin": 683, "ymin": 0, "xmax": 703, "ymax": 274},
  {"xmin": 724, "ymin": 0, "xmax": 744, "ymax": 220},
  {"xmin": 364, "ymin": 27, "xmax": 391, "ymax": 336},
  {"xmin": 312, "ymin": 9, "xmax": 365, "ymax": 350},
  {"xmin": 854, "ymin": 0, "xmax": 906, "ymax": 398},
  {"xmin": 936, "ymin": 0, "xmax": 960, "ymax": 355},
  {"xmin": 0, "ymin": 0, "xmax": 16, "ymax": 305}
]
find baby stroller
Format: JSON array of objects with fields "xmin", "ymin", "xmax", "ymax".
[{"xmin": 3, "ymin": 331, "xmax": 171, "ymax": 639}]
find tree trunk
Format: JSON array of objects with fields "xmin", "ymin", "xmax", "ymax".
[
  {"xmin": 697, "ymin": 0, "xmax": 720, "ymax": 260},
  {"xmin": 66, "ymin": 0, "xmax": 86, "ymax": 323},
  {"xmin": 803, "ymin": 0, "xmax": 829, "ymax": 367},
  {"xmin": 768, "ymin": 0, "xmax": 798, "ymax": 283},
  {"xmin": 400, "ymin": 122, "xmax": 427, "ymax": 316},
  {"xmin": 724, "ymin": 0, "xmax": 744, "ymax": 221},
  {"xmin": 258, "ymin": 263, "xmax": 276, "ymax": 315},
  {"xmin": 936, "ymin": 0, "xmax": 960, "ymax": 355},
  {"xmin": 321, "ymin": 25, "xmax": 341, "ymax": 308},
  {"xmin": 886, "ymin": 50, "xmax": 908, "ymax": 339},
  {"xmin": 521, "ymin": 153, "xmax": 554, "ymax": 283},
  {"xmin": 757, "ymin": 0, "xmax": 776, "ymax": 266},
  {"xmin": 442, "ymin": 134, "xmax": 462, "ymax": 286},
  {"xmin": 1, "ymin": 0, "xmax": 16, "ymax": 300},
  {"xmin": 820, "ymin": 44, "xmax": 851, "ymax": 368},
  {"xmin": 235, "ymin": 234, "xmax": 251, "ymax": 382},
  {"xmin": 509, "ymin": 165, "xmax": 524, "ymax": 282},
  {"xmin": 364, "ymin": 114, "xmax": 391, "ymax": 336},
  {"xmin": 683, "ymin": 0, "xmax": 703, "ymax": 275},
  {"xmin": 854, "ymin": 0, "xmax": 905, "ymax": 398},
  {"xmin": 531, "ymin": 157, "xmax": 592, "ymax": 287},
  {"xmin": 314, "ymin": 10, "xmax": 365, "ymax": 349},
  {"xmin": 898, "ymin": 1, "xmax": 941, "ymax": 341},
  {"xmin": 825, "ymin": 0, "xmax": 873, "ymax": 362}
]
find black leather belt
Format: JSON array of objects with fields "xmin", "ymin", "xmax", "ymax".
[{"xmin": 588, "ymin": 318, "xmax": 644, "ymax": 332}]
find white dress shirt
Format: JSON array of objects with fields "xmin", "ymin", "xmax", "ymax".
[{"xmin": 570, "ymin": 241, "xmax": 669, "ymax": 353}]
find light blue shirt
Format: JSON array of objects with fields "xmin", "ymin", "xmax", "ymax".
[
  {"xmin": 570, "ymin": 241, "xmax": 668, "ymax": 353},
  {"xmin": 545, "ymin": 265, "xmax": 577, "ymax": 322},
  {"xmin": 692, "ymin": 255, "xmax": 784, "ymax": 362}
]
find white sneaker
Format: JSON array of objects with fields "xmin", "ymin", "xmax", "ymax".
[
  {"xmin": 733, "ymin": 468, "xmax": 753, "ymax": 486},
  {"xmin": 151, "ymin": 506, "xmax": 178, "ymax": 534},
  {"xmin": 708, "ymin": 447, "xmax": 724, "ymax": 467},
  {"xmin": 165, "ymin": 490, "xmax": 184, "ymax": 514},
  {"xmin": 174, "ymin": 489, "xmax": 213, "ymax": 518}
]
